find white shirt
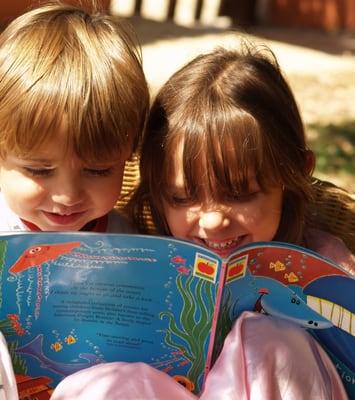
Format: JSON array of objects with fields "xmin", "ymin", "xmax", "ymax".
[{"xmin": 0, "ymin": 333, "xmax": 18, "ymax": 400}]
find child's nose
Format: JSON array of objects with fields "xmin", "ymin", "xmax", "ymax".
[
  {"xmin": 199, "ymin": 210, "xmax": 230, "ymax": 231},
  {"xmin": 52, "ymin": 178, "xmax": 83, "ymax": 206}
]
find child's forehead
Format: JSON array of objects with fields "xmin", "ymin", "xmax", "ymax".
[
  {"xmin": 11, "ymin": 131, "xmax": 129, "ymax": 165},
  {"xmin": 10, "ymin": 147, "xmax": 125, "ymax": 166},
  {"xmin": 6, "ymin": 109, "xmax": 132, "ymax": 162},
  {"xmin": 10, "ymin": 139, "xmax": 73, "ymax": 163}
]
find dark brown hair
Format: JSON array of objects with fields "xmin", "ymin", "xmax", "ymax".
[{"xmin": 130, "ymin": 44, "xmax": 313, "ymax": 244}]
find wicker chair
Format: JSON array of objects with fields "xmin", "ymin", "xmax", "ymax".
[
  {"xmin": 306, "ymin": 179, "xmax": 355, "ymax": 253},
  {"xmin": 117, "ymin": 154, "xmax": 355, "ymax": 254}
]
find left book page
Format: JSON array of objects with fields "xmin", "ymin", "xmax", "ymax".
[{"xmin": 0, "ymin": 232, "xmax": 223, "ymax": 397}]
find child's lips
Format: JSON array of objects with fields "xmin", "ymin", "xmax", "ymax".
[{"xmin": 42, "ymin": 211, "xmax": 86, "ymax": 225}]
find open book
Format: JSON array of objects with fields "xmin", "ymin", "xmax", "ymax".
[{"xmin": 0, "ymin": 232, "xmax": 353, "ymax": 398}]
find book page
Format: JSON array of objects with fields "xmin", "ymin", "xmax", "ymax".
[
  {"xmin": 0, "ymin": 233, "xmax": 223, "ymax": 396},
  {"xmin": 220, "ymin": 241, "xmax": 354, "ymax": 398}
]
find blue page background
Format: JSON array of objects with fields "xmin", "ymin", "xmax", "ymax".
[{"xmin": 0, "ymin": 233, "xmax": 222, "ymax": 395}]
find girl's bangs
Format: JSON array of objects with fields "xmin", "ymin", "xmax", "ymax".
[{"xmin": 163, "ymin": 106, "xmax": 280, "ymax": 201}]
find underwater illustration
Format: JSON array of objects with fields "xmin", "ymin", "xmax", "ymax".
[
  {"xmin": 159, "ymin": 268, "xmax": 213, "ymax": 392},
  {"xmin": 0, "ymin": 235, "xmax": 353, "ymax": 397},
  {"xmin": 0, "ymin": 233, "xmax": 223, "ymax": 396},
  {"xmin": 223, "ymin": 242, "xmax": 354, "ymax": 398}
]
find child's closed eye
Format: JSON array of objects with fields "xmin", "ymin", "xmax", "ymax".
[
  {"xmin": 23, "ymin": 167, "xmax": 54, "ymax": 177},
  {"xmin": 168, "ymin": 194, "xmax": 194, "ymax": 206},
  {"xmin": 83, "ymin": 167, "xmax": 114, "ymax": 177},
  {"xmin": 226, "ymin": 191, "xmax": 260, "ymax": 202}
]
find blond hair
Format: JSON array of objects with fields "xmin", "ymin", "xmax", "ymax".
[{"xmin": 0, "ymin": 2, "xmax": 149, "ymax": 161}]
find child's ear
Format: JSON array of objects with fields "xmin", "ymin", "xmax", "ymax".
[{"xmin": 304, "ymin": 150, "xmax": 315, "ymax": 175}]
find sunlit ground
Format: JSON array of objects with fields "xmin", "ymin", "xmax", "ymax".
[{"xmin": 111, "ymin": 1, "xmax": 355, "ymax": 193}]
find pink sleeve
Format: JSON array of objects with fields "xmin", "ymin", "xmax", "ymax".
[
  {"xmin": 200, "ymin": 312, "xmax": 347, "ymax": 400},
  {"xmin": 51, "ymin": 312, "xmax": 346, "ymax": 400},
  {"xmin": 305, "ymin": 228, "xmax": 355, "ymax": 275},
  {"xmin": 51, "ymin": 361, "xmax": 196, "ymax": 400}
]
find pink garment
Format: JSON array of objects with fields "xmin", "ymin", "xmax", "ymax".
[
  {"xmin": 51, "ymin": 312, "xmax": 347, "ymax": 400},
  {"xmin": 200, "ymin": 312, "xmax": 347, "ymax": 400},
  {"xmin": 305, "ymin": 228, "xmax": 355, "ymax": 275},
  {"xmin": 51, "ymin": 361, "xmax": 195, "ymax": 400}
]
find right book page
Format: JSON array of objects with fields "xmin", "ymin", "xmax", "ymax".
[{"xmin": 215, "ymin": 241, "xmax": 354, "ymax": 398}]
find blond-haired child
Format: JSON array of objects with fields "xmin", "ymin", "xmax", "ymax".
[
  {"xmin": 0, "ymin": 2, "xmax": 149, "ymax": 233},
  {"xmin": 0, "ymin": 2, "xmax": 149, "ymax": 398}
]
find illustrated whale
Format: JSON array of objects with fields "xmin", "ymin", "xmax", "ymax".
[
  {"xmin": 304, "ymin": 275, "xmax": 355, "ymax": 371},
  {"xmin": 232, "ymin": 277, "xmax": 332, "ymax": 329}
]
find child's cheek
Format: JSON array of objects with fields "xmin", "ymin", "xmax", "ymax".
[
  {"xmin": 233, "ymin": 198, "xmax": 282, "ymax": 226},
  {"xmin": 164, "ymin": 206, "xmax": 192, "ymax": 237},
  {"xmin": 3, "ymin": 171, "xmax": 45, "ymax": 202}
]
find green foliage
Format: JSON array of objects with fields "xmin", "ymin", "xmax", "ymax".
[
  {"xmin": 307, "ymin": 120, "xmax": 355, "ymax": 177},
  {"xmin": 210, "ymin": 288, "xmax": 233, "ymax": 365},
  {"xmin": 8, "ymin": 340, "xmax": 27, "ymax": 375},
  {"xmin": 0, "ymin": 241, "xmax": 6, "ymax": 308}
]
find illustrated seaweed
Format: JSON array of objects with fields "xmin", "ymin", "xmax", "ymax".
[
  {"xmin": 0, "ymin": 317, "xmax": 18, "ymax": 336},
  {"xmin": 0, "ymin": 314, "xmax": 25, "ymax": 336},
  {"xmin": 8, "ymin": 340, "xmax": 27, "ymax": 375},
  {"xmin": 0, "ymin": 240, "xmax": 7, "ymax": 308},
  {"xmin": 159, "ymin": 273, "xmax": 214, "ymax": 393},
  {"xmin": 211, "ymin": 287, "xmax": 234, "ymax": 365}
]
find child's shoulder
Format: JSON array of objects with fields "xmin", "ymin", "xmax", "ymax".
[
  {"xmin": 304, "ymin": 227, "xmax": 355, "ymax": 275},
  {"xmin": 0, "ymin": 193, "xmax": 28, "ymax": 232}
]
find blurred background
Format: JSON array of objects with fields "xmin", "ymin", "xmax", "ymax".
[
  {"xmin": 112, "ymin": 0, "xmax": 355, "ymax": 193},
  {"xmin": 1, "ymin": 0, "xmax": 354, "ymax": 192}
]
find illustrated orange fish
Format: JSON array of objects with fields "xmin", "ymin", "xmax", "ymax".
[
  {"xmin": 245, "ymin": 245, "xmax": 348, "ymax": 288},
  {"xmin": 9, "ymin": 242, "xmax": 81, "ymax": 274},
  {"xmin": 64, "ymin": 335, "xmax": 77, "ymax": 345},
  {"xmin": 269, "ymin": 260, "xmax": 286, "ymax": 272},
  {"xmin": 50, "ymin": 342, "xmax": 63, "ymax": 352},
  {"xmin": 284, "ymin": 272, "xmax": 299, "ymax": 283}
]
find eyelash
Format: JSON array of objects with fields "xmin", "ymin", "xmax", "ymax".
[
  {"xmin": 23, "ymin": 167, "xmax": 53, "ymax": 177},
  {"xmin": 23, "ymin": 167, "xmax": 114, "ymax": 177},
  {"xmin": 226, "ymin": 191, "xmax": 260, "ymax": 202},
  {"xmin": 170, "ymin": 196, "xmax": 193, "ymax": 205},
  {"xmin": 84, "ymin": 168, "xmax": 113, "ymax": 177}
]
